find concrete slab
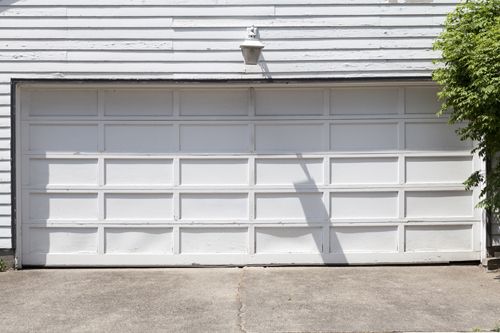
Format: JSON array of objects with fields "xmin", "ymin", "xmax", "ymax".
[
  {"xmin": 0, "ymin": 265, "xmax": 499, "ymax": 333},
  {"xmin": 0, "ymin": 268, "xmax": 242, "ymax": 333},
  {"xmin": 241, "ymin": 265, "xmax": 500, "ymax": 332}
]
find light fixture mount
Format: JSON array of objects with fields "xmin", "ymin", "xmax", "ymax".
[{"xmin": 240, "ymin": 25, "xmax": 264, "ymax": 65}]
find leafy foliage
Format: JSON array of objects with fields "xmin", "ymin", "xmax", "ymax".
[{"xmin": 432, "ymin": 0, "xmax": 500, "ymax": 213}]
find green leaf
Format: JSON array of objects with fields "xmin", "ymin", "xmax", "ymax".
[{"xmin": 432, "ymin": 0, "xmax": 500, "ymax": 212}]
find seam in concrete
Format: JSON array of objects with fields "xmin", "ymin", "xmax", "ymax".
[{"xmin": 236, "ymin": 267, "xmax": 248, "ymax": 333}]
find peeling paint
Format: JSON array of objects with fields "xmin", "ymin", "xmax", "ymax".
[{"xmin": 389, "ymin": 0, "xmax": 435, "ymax": 3}]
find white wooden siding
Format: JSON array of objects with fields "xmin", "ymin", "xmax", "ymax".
[
  {"xmin": 0, "ymin": 0, "xmax": 462, "ymax": 250},
  {"xmin": 0, "ymin": 1, "xmax": 458, "ymax": 79}
]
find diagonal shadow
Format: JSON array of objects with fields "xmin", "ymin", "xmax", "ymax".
[{"xmin": 290, "ymin": 153, "xmax": 345, "ymax": 264}]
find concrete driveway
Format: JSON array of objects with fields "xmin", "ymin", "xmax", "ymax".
[{"xmin": 1, "ymin": 265, "xmax": 499, "ymax": 332}]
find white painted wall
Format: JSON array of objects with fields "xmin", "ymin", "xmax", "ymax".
[{"xmin": 0, "ymin": 0, "xmax": 461, "ymax": 249}]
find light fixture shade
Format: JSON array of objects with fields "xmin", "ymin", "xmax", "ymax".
[{"xmin": 240, "ymin": 26, "xmax": 264, "ymax": 65}]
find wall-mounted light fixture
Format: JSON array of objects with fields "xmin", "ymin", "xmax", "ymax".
[{"xmin": 240, "ymin": 25, "xmax": 264, "ymax": 65}]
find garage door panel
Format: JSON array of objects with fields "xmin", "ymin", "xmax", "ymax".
[
  {"xmin": 105, "ymin": 228, "xmax": 173, "ymax": 254},
  {"xmin": 29, "ymin": 158, "xmax": 98, "ymax": 186},
  {"xmin": 256, "ymin": 158, "xmax": 323, "ymax": 185},
  {"xmin": 180, "ymin": 194, "xmax": 248, "ymax": 220},
  {"xmin": 105, "ymin": 159, "xmax": 173, "ymax": 186},
  {"xmin": 406, "ymin": 123, "xmax": 472, "ymax": 150},
  {"xmin": 256, "ymin": 193, "xmax": 325, "ymax": 220},
  {"xmin": 180, "ymin": 159, "xmax": 248, "ymax": 185},
  {"xmin": 405, "ymin": 87, "xmax": 441, "ymax": 114},
  {"xmin": 405, "ymin": 225, "xmax": 473, "ymax": 252},
  {"xmin": 29, "ymin": 193, "xmax": 98, "ymax": 220},
  {"xmin": 331, "ymin": 157, "xmax": 398, "ymax": 184},
  {"xmin": 29, "ymin": 89, "xmax": 98, "ymax": 117},
  {"xmin": 104, "ymin": 89, "xmax": 173, "ymax": 116},
  {"xmin": 28, "ymin": 227, "xmax": 98, "ymax": 254},
  {"xmin": 180, "ymin": 89, "xmax": 249, "ymax": 116},
  {"xmin": 405, "ymin": 156, "xmax": 472, "ymax": 184},
  {"xmin": 255, "ymin": 227, "xmax": 322, "ymax": 254},
  {"xmin": 105, "ymin": 125, "xmax": 173, "ymax": 151},
  {"xmin": 330, "ymin": 226, "xmax": 398, "ymax": 253},
  {"xmin": 29, "ymin": 124, "xmax": 98, "ymax": 151},
  {"xmin": 255, "ymin": 124, "xmax": 323, "ymax": 151},
  {"xmin": 180, "ymin": 124, "xmax": 248, "ymax": 151},
  {"xmin": 405, "ymin": 191, "xmax": 473, "ymax": 218},
  {"xmin": 255, "ymin": 89, "xmax": 324, "ymax": 116},
  {"xmin": 331, "ymin": 192, "xmax": 398, "ymax": 219},
  {"xmin": 105, "ymin": 193, "xmax": 173, "ymax": 220},
  {"xmin": 180, "ymin": 228, "xmax": 248, "ymax": 254},
  {"xmin": 331, "ymin": 123, "xmax": 398, "ymax": 151},
  {"xmin": 330, "ymin": 87, "xmax": 399, "ymax": 115}
]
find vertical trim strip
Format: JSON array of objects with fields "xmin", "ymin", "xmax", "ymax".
[
  {"xmin": 10, "ymin": 80, "xmax": 18, "ymax": 257},
  {"xmin": 173, "ymin": 226, "xmax": 180, "ymax": 254},
  {"xmin": 398, "ymin": 224, "xmax": 405, "ymax": 253},
  {"xmin": 173, "ymin": 89, "xmax": 180, "ymax": 117},
  {"xmin": 323, "ymin": 88, "xmax": 330, "ymax": 116},
  {"xmin": 398, "ymin": 155, "xmax": 405, "ymax": 185},
  {"xmin": 97, "ymin": 89, "xmax": 104, "ymax": 117},
  {"xmin": 248, "ymin": 88, "xmax": 255, "ymax": 117},
  {"xmin": 323, "ymin": 225, "xmax": 330, "ymax": 254},
  {"xmin": 98, "ymin": 226, "xmax": 105, "ymax": 255},
  {"xmin": 249, "ymin": 190, "xmax": 255, "ymax": 221},
  {"xmin": 248, "ymin": 225, "xmax": 255, "ymax": 254},
  {"xmin": 398, "ymin": 87, "xmax": 405, "ymax": 115},
  {"xmin": 399, "ymin": 190, "xmax": 405, "ymax": 220},
  {"xmin": 248, "ymin": 123, "xmax": 255, "ymax": 153}
]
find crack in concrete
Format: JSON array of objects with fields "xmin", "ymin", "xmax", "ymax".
[{"xmin": 236, "ymin": 267, "xmax": 248, "ymax": 333}]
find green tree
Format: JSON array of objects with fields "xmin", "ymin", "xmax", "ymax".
[{"xmin": 432, "ymin": 0, "xmax": 500, "ymax": 214}]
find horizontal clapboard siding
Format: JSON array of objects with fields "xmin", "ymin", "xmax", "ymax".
[
  {"xmin": 0, "ymin": 1, "xmax": 461, "ymax": 80},
  {"xmin": 0, "ymin": 50, "xmax": 438, "ymax": 61},
  {"xmin": 0, "ymin": 1, "xmax": 458, "ymax": 78},
  {"xmin": 1, "ymin": 0, "xmax": 462, "ymax": 4},
  {"xmin": 0, "ymin": 0, "xmax": 460, "ymax": 249}
]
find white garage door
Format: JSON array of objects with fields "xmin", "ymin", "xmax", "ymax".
[{"xmin": 17, "ymin": 83, "xmax": 483, "ymax": 266}]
